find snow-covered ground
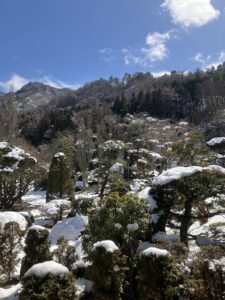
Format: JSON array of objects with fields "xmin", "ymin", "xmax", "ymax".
[{"xmin": 0, "ymin": 284, "xmax": 21, "ymax": 300}]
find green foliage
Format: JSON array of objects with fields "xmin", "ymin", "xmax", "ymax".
[
  {"xmin": 83, "ymin": 193, "xmax": 150, "ymax": 257},
  {"xmin": 71, "ymin": 197, "xmax": 95, "ymax": 216},
  {"xmin": 109, "ymin": 177, "xmax": 130, "ymax": 196},
  {"xmin": 184, "ymin": 246, "xmax": 225, "ymax": 299},
  {"xmin": 0, "ymin": 143, "xmax": 37, "ymax": 209},
  {"xmin": 46, "ymin": 153, "xmax": 74, "ymax": 201},
  {"xmin": 33, "ymin": 166, "xmax": 48, "ymax": 190},
  {"xmin": 54, "ymin": 237, "xmax": 75, "ymax": 271},
  {"xmin": 20, "ymin": 227, "xmax": 52, "ymax": 277},
  {"xmin": 51, "ymin": 133, "xmax": 75, "ymax": 170},
  {"xmin": 137, "ymin": 251, "xmax": 181, "ymax": 300},
  {"xmin": 20, "ymin": 272, "xmax": 76, "ymax": 300},
  {"xmin": 0, "ymin": 222, "xmax": 24, "ymax": 282},
  {"xmin": 169, "ymin": 133, "xmax": 211, "ymax": 166}
]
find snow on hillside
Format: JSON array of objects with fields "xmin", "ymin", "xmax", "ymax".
[
  {"xmin": 49, "ymin": 215, "xmax": 88, "ymax": 245},
  {"xmin": 0, "ymin": 212, "xmax": 27, "ymax": 231}
]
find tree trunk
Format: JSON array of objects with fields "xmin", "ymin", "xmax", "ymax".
[
  {"xmin": 180, "ymin": 198, "xmax": 192, "ymax": 245},
  {"xmin": 99, "ymin": 174, "xmax": 109, "ymax": 199}
]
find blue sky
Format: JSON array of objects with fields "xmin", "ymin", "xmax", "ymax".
[{"xmin": 0, "ymin": 0, "xmax": 224, "ymax": 91}]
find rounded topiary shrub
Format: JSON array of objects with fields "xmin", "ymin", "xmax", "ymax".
[
  {"xmin": 46, "ymin": 152, "xmax": 74, "ymax": 201},
  {"xmin": 20, "ymin": 261, "xmax": 76, "ymax": 300}
]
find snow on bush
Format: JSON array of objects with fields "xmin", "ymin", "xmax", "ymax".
[
  {"xmin": 24, "ymin": 261, "xmax": 69, "ymax": 278},
  {"xmin": 153, "ymin": 165, "xmax": 225, "ymax": 186},
  {"xmin": 142, "ymin": 247, "xmax": 170, "ymax": 258},
  {"xmin": 93, "ymin": 240, "xmax": 119, "ymax": 253},
  {"xmin": 49, "ymin": 215, "xmax": 88, "ymax": 244},
  {"xmin": 207, "ymin": 137, "xmax": 225, "ymax": 147},
  {"xmin": 127, "ymin": 223, "xmax": 139, "ymax": 232},
  {"xmin": 138, "ymin": 187, "xmax": 158, "ymax": 209},
  {"xmin": 110, "ymin": 162, "xmax": 124, "ymax": 173},
  {"xmin": 28, "ymin": 225, "xmax": 47, "ymax": 232},
  {"xmin": 54, "ymin": 152, "xmax": 65, "ymax": 158},
  {"xmin": 0, "ymin": 211, "xmax": 27, "ymax": 231}
]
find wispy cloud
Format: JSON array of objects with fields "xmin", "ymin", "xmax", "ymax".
[
  {"xmin": 0, "ymin": 74, "xmax": 28, "ymax": 92},
  {"xmin": 161, "ymin": 0, "xmax": 220, "ymax": 28},
  {"xmin": 40, "ymin": 76, "xmax": 81, "ymax": 90},
  {"xmin": 0, "ymin": 74, "xmax": 81, "ymax": 92},
  {"xmin": 192, "ymin": 51, "xmax": 225, "ymax": 69},
  {"xmin": 121, "ymin": 30, "xmax": 174, "ymax": 67},
  {"xmin": 99, "ymin": 48, "xmax": 116, "ymax": 62},
  {"xmin": 122, "ymin": 48, "xmax": 150, "ymax": 68}
]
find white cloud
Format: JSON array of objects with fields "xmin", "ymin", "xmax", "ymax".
[
  {"xmin": 192, "ymin": 51, "xmax": 225, "ymax": 69},
  {"xmin": 161, "ymin": 0, "xmax": 220, "ymax": 27},
  {"xmin": 40, "ymin": 76, "xmax": 81, "ymax": 90},
  {"xmin": 0, "ymin": 74, "xmax": 28, "ymax": 92},
  {"xmin": 142, "ymin": 31, "xmax": 172, "ymax": 62},
  {"xmin": 151, "ymin": 70, "xmax": 171, "ymax": 77},
  {"xmin": 0, "ymin": 74, "xmax": 81, "ymax": 92},
  {"xmin": 122, "ymin": 48, "xmax": 150, "ymax": 67},
  {"xmin": 122, "ymin": 31, "xmax": 173, "ymax": 67}
]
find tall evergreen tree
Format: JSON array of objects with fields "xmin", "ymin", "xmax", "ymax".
[
  {"xmin": 46, "ymin": 152, "xmax": 74, "ymax": 201},
  {"xmin": 0, "ymin": 222, "xmax": 24, "ymax": 283}
]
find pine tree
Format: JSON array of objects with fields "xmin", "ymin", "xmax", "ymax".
[
  {"xmin": 20, "ymin": 226, "xmax": 52, "ymax": 277},
  {"xmin": 0, "ymin": 222, "xmax": 24, "ymax": 283},
  {"xmin": 46, "ymin": 152, "xmax": 74, "ymax": 201}
]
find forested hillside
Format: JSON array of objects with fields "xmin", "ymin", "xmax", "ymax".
[{"xmin": 1, "ymin": 65, "xmax": 225, "ymax": 299}]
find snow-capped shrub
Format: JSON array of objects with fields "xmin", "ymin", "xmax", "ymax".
[
  {"xmin": 20, "ymin": 225, "xmax": 52, "ymax": 277},
  {"xmin": 137, "ymin": 246, "xmax": 181, "ymax": 300},
  {"xmin": 0, "ymin": 142, "xmax": 37, "ymax": 209},
  {"xmin": 87, "ymin": 240, "xmax": 124, "ymax": 300},
  {"xmin": 46, "ymin": 152, "xmax": 74, "ymax": 201},
  {"xmin": 20, "ymin": 261, "xmax": 75, "ymax": 300}
]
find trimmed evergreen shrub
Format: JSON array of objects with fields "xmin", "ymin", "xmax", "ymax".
[
  {"xmin": 20, "ymin": 262, "xmax": 75, "ymax": 300},
  {"xmin": 46, "ymin": 152, "xmax": 74, "ymax": 201},
  {"xmin": 88, "ymin": 241, "xmax": 124, "ymax": 300},
  {"xmin": 137, "ymin": 248, "xmax": 181, "ymax": 300},
  {"xmin": 0, "ymin": 221, "xmax": 24, "ymax": 283},
  {"xmin": 20, "ymin": 226, "xmax": 52, "ymax": 277}
]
